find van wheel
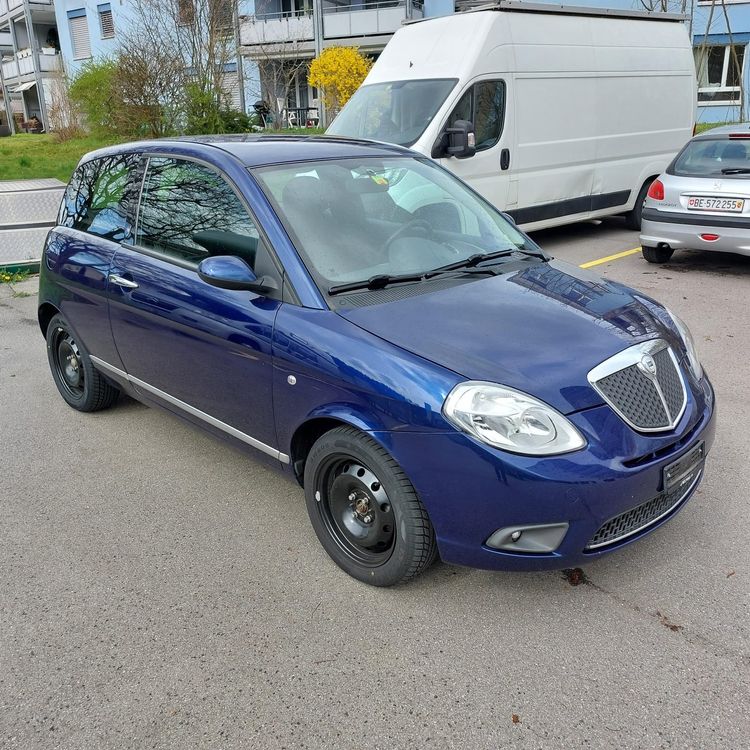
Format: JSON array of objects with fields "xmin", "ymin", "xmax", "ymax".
[
  {"xmin": 46, "ymin": 314, "xmax": 119, "ymax": 411},
  {"xmin": 304, "ymin": 426, "xmax": 437, "ymax": 586},
  {"xmin": 642, "ymin": 246, "xmax": 674, "ymax": 264},
  {"xmin": 624, "ymin": 179, "xmax": 653, "ymax": 230}
]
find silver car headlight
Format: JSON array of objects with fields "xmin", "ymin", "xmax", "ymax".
[
  {"xmin": 442, "ymin": 381, "xmax": 586, "ymax": 456},
  {"xmin": 666, "ymin": 309, "xmax": 703, "ymax": 381}
]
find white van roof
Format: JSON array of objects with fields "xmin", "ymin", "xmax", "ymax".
[
  {"xmin": 407, "ymin": 1, "xmax": 687, "ymax": 24},
  {"xmin": 366, "ymin": 3, "xmax": 691, "ymax": 86}
]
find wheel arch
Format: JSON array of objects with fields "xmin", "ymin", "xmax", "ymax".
[
  {"xmin": 38, "ymin": 302, "xmax": 60, "ymax": 338},
  {"xmin": 289, "ymin": 411, "xmax": 386, "ymax": 486}
]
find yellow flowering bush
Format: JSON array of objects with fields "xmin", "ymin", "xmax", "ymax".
[{"xmin": 308, "ymin": 46, "xmax": 372, "ymax": 112}]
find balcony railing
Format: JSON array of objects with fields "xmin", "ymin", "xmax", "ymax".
[
  {"xmin": 322, "ymin": 0, "xmax": 422, "ymax": 38},
  {"xmin": 241, "ymin": 8, "xmax": 314, "ymax": 46},
  {"xmin": 2, "ymin": 57, "xmax": 18, "ymax": 79}
]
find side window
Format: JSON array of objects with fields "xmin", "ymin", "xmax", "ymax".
[
  {"xmin": 135, "ymin": 157, "xmax": 260, "ymax": 268},
  {"xmin": 58, "ymin": 153, "xmax": 139, "ymax": 242},
  {"xmin": 447, "ymin": 80, "xmax": 506, "ymax": 151}
]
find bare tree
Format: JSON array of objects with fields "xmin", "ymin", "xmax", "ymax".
[{"xmin": 113, "ymin": 0, "xmax": 241, "ymax": 135}]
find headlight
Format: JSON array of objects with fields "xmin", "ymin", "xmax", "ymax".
[
  {"xmin": 666, "ymin": 309, "xmax": 703, "ymax": 381},
  {"xmin": 442, "ymin": 381, "xmax": 586, "ymax": 455}
]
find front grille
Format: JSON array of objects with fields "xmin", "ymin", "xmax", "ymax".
[
  {"xmin": 597, "ymin": 366, "xmax": 669, "ymax": 429},
  {"xmin": 584, "ymin": 470, "xmax": 701, "ymax": 550},
  {"xmin": 588, "ymin": 340, "xmax": 687, "ymax": 432}
]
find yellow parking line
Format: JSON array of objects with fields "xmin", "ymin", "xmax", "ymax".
[{"xmin": 579, "ymin": 247, "xmax": 642, "ymax": 269}]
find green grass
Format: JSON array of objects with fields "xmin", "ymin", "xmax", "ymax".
[
  {"xmin": 694, "ymin": 121, "xmax": 736, "ymax": 134},
  {"xmin": 0, "ymin": 129, "xmax": 326, "ymax": 183},
  {"xmin": 0, "ymin": 133, "xmax": 124, "ymax": 183}
]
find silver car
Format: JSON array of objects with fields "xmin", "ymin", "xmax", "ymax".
[{"xmin": 640, "ymin": 123, "xmax": 750, "ymax": 263}]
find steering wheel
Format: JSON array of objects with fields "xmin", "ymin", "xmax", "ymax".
[{"xmin": 385, "ymin": 218, "xmax": 433, "ymax": 248}]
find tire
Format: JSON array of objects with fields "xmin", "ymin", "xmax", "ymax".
[
  {"xmin": 642, "ymin": 246, "xmax": 674, "ymax": 264},
  {"xmin": 624, "ymin": 179, "xmax": 653, "ymax": 230},
  {"xmin": 46, "ymin": 313, "xmax": 119, "ymax": 412},
  {"xmin": 304, "ymin": 426, "xmax": 437, "ymax": 586}
]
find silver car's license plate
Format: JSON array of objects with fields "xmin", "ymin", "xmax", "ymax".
[{"xmin": 687, "ymin": 196, "xmax": 745, "ymax": 212}]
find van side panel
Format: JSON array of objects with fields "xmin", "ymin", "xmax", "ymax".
[{"xmin": 340, "ymin": 11, "xmax": 696, "ymax": 230}]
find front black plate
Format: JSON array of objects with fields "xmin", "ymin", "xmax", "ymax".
[{"xmin": 664, "ymin": 441, "xmax": 705, "ymax": 493}]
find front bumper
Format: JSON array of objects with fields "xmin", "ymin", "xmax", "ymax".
[
  {"xmin": 374, "ymin": 375, "xmax": 715, "ymax": 571},
  {"xmin": 641, "ymin": 211, "xmax": 750, "ymax": 257}
]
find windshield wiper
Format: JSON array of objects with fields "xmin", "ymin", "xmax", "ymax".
[
  {"xmin": 328, "ymin": 264, "xmax": 501, "ymax": 296},
  {"xmin": 329, "ymin": 272, "xmax": 425, "ymax": 295},
  {"xmin": 720, "ymin": 167, "xmax": 750, "ymax": 174},
  {"xmin": 424, "ymin": 247, "xmax": 546, "ymax": 277}
]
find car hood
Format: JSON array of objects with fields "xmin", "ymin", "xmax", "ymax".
[{"xmin": 337, "ymin": 260, "xmax": 675, "ymax": 414}]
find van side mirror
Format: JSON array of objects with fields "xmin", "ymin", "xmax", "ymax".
[
  {"xmin": 198, "ymin": 255, "xmax": 278, "ymax": 294},
  {"xmin": 445, "ymin": 120, "xmax": 476, "ymax": 159}
]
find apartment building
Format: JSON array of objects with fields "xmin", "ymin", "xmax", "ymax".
[
  {"xmin": 692, "ymin": 0, "xmax": 750, "ymax": 124},
  {"xmin": 0, "ymin": 0, "xmax": 62, "ymax": 133},
  {"xmin": 240, "ymin": 0, "xmax": 440, "ymax": 123}
]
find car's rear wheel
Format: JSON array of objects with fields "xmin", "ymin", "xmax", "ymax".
[
  {"xmin": 304, "ymin": 426, "xmax": 437, "ymax": 586},
  {"xmin": 46, "ymin": 314, "xmax": 119, "ymax": 411},
  {"xmin": 642, "ymin": 246, "xmax": 674, "ymax": 264}
]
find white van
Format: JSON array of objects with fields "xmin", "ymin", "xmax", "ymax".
[{"xmin": 327, "ymin": 1, "xmax": 696, "ymax": 231}]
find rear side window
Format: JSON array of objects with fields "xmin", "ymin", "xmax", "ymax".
[
  {"xmin": 59, "ymin": 153, "xmax": 140, "ymax": 242},
  {"xmin": 447, "ymin": 81, "xmax": 506, "ymax": 151},
  {"xmin": 135, "ymin": 157, "xmax": 260, "ymax": 268}
]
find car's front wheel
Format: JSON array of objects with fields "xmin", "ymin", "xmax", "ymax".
[
  {"xmin": 642, "ymin": 246, "xmax": 674, "ymax": 264},
  {"xmin": 304, "ymin": 426, "xmax": 437, "ymax": 586},
  {"xmin": 46, "ymin": 313, "xmax": 119, "ymax": 411}
]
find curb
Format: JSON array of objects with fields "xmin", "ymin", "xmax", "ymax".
[{"xmin": 0, "ymin": 260, "xmax": 41, "ymax": 275}]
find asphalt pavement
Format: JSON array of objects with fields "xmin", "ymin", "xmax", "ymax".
[{"xmin": 1, "ymin": 218, "xmax": 748, "ymax": 749}]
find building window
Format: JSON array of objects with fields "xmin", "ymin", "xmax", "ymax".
[
  {"xmin": 694, "ymin": 44, "xmax": 746, "ymax": 105},
  {"xmin": 178, "ymin": 0, "xmax": 195, "ymax": 25},
  {"xmin": 67, "ymin": 10, "xmax": 92, "ymax": 61},
  {"xmin": 98, "ymin": 4, "xmax": 115, "ymax": 39}
]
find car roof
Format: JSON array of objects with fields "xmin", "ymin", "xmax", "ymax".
[
  {"xmin": 693, "ymin": 123, "xmax": 750, "ymax": 140},
  {"xmin": 80, "ymin": 135, "xmax": 416, "ymax": 168}
]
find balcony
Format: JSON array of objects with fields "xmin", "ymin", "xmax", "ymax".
[
  {"xmin": 323, "ymin": 0, "xmax": 422, "ymax": 39},
  {"xmin": 1, "ymin": 56, "xmax": 18, "ymax": 79},
  {"xmin": 2, "ymin": 49, "xmax": 60, "ymax": 79},
  {"xmin": 241, "ymin": 9, "xmax": 314, "ymax": 47}
]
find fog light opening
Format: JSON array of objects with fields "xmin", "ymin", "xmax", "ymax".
[{"xmin": 486, "ymin": 522, "xmax": 569, "ymax": 554}]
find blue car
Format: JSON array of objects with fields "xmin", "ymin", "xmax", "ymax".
[{"xmin": 38, "ymin": 136, "xmax": 715, "ymax": 586}]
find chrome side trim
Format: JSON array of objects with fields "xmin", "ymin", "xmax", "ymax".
[
  {"xmin": 587, "ymin": 339, "xmax": 688, "ymax": 433},
  {"xmin": 585, "ymin": 470, "xmax": 702, "ymax": 550},
  {"xmin": 90, "ymin": 356, "xmax": 290, "ymax": 464}
]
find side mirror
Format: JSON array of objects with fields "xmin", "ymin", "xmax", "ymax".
[
  {"xmin": 197, "ymin": 256, "xmax": 278, "ymax": 294},
  {"xmin": 445, "ymin": 119, "xmax": 476, "ymax": 159}
]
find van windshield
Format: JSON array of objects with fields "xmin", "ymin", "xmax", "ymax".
[{"xmin": 327, "ymin": 79, "xmax": 457, "ymax": 147}]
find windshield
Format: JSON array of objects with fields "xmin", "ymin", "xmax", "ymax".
[
  {"xmin": 671, "ymin": 137, "xmax": 750, "ymax": 177},
  {"xmin": 327, "ymin": 79, "xmax": 457, "ymax": 147},
  {"xmin": 254, "ymin": 157, "xmax": 535, "ymax": 291}
]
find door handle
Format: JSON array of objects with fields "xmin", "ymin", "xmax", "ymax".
[
  {"xmin": 500, "ymin": 149, "xmax": 511, "ymax": 171},
  {"xmin": 108, "ymin": 274, "xmax": 139, "ymax": 289}
]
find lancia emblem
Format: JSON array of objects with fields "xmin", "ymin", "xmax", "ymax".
[{"xmin": 637, "ymin": 354, "xmax": 657, "ymax": 377}]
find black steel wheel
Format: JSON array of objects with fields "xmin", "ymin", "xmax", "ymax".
[
  {"xmin": 304, "ymin": 426, "xmax": 437, "ymax": 586},
  {"xmin": 642, "ymin": 245, "xmax": 674, "ymax": 264},
  {"xmin": 46, "ymin": 314, "xmax": 119, "ymax": 412}
]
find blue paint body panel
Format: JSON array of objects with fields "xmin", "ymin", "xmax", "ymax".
[{"xmin": 37, "ymin": 136, "xmax": 717, "ymax": 573}]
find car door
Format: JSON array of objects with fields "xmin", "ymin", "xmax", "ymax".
[
  {"xmin": 46, "ymin": 153, "xmax": 141, "ymax": 368},
  {"xmin": 107, "ymin": 155, "xmax": 283, "ymax": 457},
  {"xmin": 438, "ymin": 79, "xmax": 511, "ymax": 212}
]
